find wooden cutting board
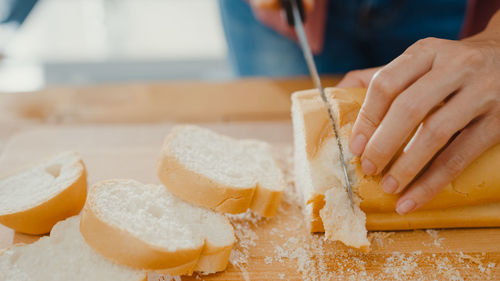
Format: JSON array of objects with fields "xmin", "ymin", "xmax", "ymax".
[{"xmin": 0, "ymin": 123, "xmax": 499, "ymax": 281}]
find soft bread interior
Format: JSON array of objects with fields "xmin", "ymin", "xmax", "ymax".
[
  {"xmin": 157, "ymin": 125, "xmax": 285, "ymax": 216},
  {"xmin": 0, "ymin": 216, "xmax": 145, "ymax": 281},
  {"xmin": 81, "ymin": 179, "xmax": 235, "ymax": 274},
  {"xmin": 320, "ymin": 189, "xmax": 369, "ymax": 251},
  {"xmin": 0, "ymin": 151, "xmax": 83, "ymax": 215}
]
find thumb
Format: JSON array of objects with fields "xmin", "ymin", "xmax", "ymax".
[{"xmin": 337, "ymin": 67, "xmax": 383, "ymax": 88}]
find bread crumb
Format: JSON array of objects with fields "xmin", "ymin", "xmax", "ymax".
[
  {"xmin": 223, "ymin": 147, "xmax": 496, "ymax": 281},
  {"xmin": 227, "ymin": 210, "xmax": 262, "ymax": 281},
  {"xmin": 149, "ymin": 275, "xmax": 181, "ymax": 281},
  {"xmin": 425, "ymin": 229, "xmax": 445, "ymax": 247},
  {"xmin": 368, "ymin": 232, "xmax": 395, "ymax": 248}
]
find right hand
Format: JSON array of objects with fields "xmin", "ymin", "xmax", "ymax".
[
  {"xmin": 248, "ymin": 0, "xmax": 326, "ymax": 54},
  {"xmin": 249, "ymin": 0, "xmax": 314, "ymax": 11}
]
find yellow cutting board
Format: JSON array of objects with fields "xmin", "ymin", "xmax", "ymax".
[{"xmin": 0, "ymin": 123, "xmax": 498, "ymax": 280}]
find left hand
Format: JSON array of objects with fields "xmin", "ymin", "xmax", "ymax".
[{"xmin": 338, "ymin": 12, "xmax": 500, "ymax": 215}]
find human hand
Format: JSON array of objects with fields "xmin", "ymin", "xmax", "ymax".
[
  {"xmin": 249, "ymin": 0, "xmax": 314, "ymax": 11},
  {"xmin": 248, "ymin": 0, "xmax": 326, "ymax": 54},
  {"xmin": 340, "ymin": 12, "xmax": 500, "ymax": 215}
]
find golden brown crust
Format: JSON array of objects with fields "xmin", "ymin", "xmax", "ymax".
[
  {"xmin": 366, "ymin": 203, "xmax": 500, "ymax": 230},
  {"xmin": 80, "ymin": 202, "xmax": 202, "ymax": 271},
  {"xmin": 80, "ymin": 180, "xmax": 235, "ymax": 275},
  {"xmin": 156, "ymin": 151, "xmax": 255, "ymax": 214},
  {"xmin": 156, "ymin": 126, "xmax": 283, "ymax": 217},
  {"xmin": 0, "ymin": 161, "xmax": 87, "ymax": 235},
  {"xmin": 249, "ymin": 184, "xmax": 283, "ymax": 217}
]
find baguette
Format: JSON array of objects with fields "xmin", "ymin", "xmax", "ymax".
[
  {"xmin": 291, "ymin": 88, "xmax": 500, "ymax": 247},
  {"xmin": 0, "ymin": 151, "xmax": 87, "ymax": 234}
]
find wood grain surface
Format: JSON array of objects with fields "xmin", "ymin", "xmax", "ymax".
[{"xmin": 0, "ymin": 124, "xmax": 498, "ymax": 281}]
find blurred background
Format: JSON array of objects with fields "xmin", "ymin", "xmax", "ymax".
[{"xmin": 0, "ymin": 0, "xmax": 230, "ymax": 92}]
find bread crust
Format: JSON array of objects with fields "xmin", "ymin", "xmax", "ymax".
[
  {"xmin": 157, "ymin": 151, "xmax": 255, "ymax": 214},
  {"xmin": 292, "ymin": 88, "xmax": 500, "ymax": 231},
  {"xmin": 0, "ymin": 159, "xmax": 87, "ymax": 235},
  {"xmin": 80, "ymin": 200, "xmax": 202, "ymax": 271},
  {"xmin": 80, "ymin": 180, "xmax": 235, "ymax": 275},
  {"xmin": 156, "ymin": 126, "xmax": 283, "ymax": 217}
]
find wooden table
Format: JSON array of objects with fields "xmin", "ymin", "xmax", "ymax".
[{"xmin": 0, "ymin": 77, "xmax": 499, "ymax": 281}]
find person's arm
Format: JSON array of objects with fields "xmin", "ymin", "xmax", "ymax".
[{"xmin": 338, "ymin": 9, "xmax": 500, "ymax": 215}]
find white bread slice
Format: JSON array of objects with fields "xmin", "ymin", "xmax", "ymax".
[
  {"xmin": 0, "ymin": 216, "xmax": 146, "ymax": 281},
  {"xmin": 156, "ymin": 125, "xmax": 285, "ymax": 217},
  {"xmin": 0, "ymin": 151, "xmax": 87, "ymax": 234},
  {"xmin": 80, "ymin": 179, "xmax": 235, "ymax": 275}
]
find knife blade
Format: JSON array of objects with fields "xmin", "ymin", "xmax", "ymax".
[{"xmin": 283, "ymin": 0, "xmax": 354, "ymax": 205}]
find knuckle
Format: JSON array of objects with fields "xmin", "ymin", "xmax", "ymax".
[
  {"xmin": 357, "ymin": 107, "xmax": 379, "ymax": 129},
  {"xmin": 346, "ymin": 70, "xmax": 362, "ymax": 78},
  {"xmin": 462, "ymin": 46, "xmax": 485, "ymax": 67},
  {"xmin": 422, "ymin": 121, "xmax": 450, "ymax": 143},
  {"xmin": 417, "ymin": 181, "xmax": 439, "ymax": 201},
  {"xmin": 367, "ymin": 140, "xmax": 391, "ymax": 160},
  {"xmin": 442, "ymin": 153, "xmax": 468, "ymax": 178},
  {"xmin": 370, "ymin": 72, "xmax": 394, "ymax": 99},
  {"xmin": 397, "ymin": 164, "xmax": 419, "ymax": 182},
  {"xmin": 413, "ymin": 37, "xmax": 440, "ymax": 49},
  {"xmin": 480, "ymin": 113, "xmax": 500, "ymax": 143},
  {"xmin": 393, "ymin": 98, "xmax": 421, "ymax": 120}
]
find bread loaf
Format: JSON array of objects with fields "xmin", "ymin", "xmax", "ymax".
[{"xmin": 291, "ymin": 87, "xmax": 500, "ymax": 242}]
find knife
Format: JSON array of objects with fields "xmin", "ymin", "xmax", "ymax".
[{"xmin": 281, "ymin": 0, "xmax": 354, "ymax": 205}]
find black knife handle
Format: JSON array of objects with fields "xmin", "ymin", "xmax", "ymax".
[{"xmin": 281, "ymin": 0, "xmax": 306, "ymax": 26}]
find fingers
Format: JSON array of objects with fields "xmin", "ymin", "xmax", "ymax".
[
  {"xmin": 395, "ymin": 113, "xmax": 500, "ymax": 214},
  {"xmin": 336, "ymin": 67, "xmax": 381, "ymax": 88},
  {"xmin": 249, "ymin": 0, "xmax": 314, "ymax": 10},
  {"xmin": 361, "ymin": 64, "xmax": 466, "ymax": 176},
  {"xmin": 349, "ymin": 48, "xmax": 435, "ymax": 157},
  {"xmin": 249, "ymin": 0, "xmax": 281, "ymax": 9},
  {"xmin": 381, "ymin": 85, "xmax": 488, "ymax": 194}
]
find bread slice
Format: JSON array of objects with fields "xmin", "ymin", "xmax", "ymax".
[
  {"xmin": 0, "ymin": 216, "xmax": 146, "ymax": 281},
  {"xmin": 291, "ymin": 88, "xmax": 368, "ymax": 250},
  {"xmin": 292, "ymin": 87, "xmax": 500, "ymax": 245},
  {"xmin": 80, "ymin": 179, "xmax": 235, "ymax": 275},
  {"xmin": 0, "ymin": 151, "xmax": 87, "ymax": 234},
  {"xmin": 156, "ymin": 125, "xmax": 285, "ymax": 217}
]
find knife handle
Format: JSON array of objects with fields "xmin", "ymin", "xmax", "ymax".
[{"xmin": 281, "ymin": 0, "xmax": 306, "ymax": 26}]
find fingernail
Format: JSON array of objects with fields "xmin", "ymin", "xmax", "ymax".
[
  {"xmin": 350, "ymin": 134, "xmax": 367, "ymax": 156},
  {"xmin": 381, "ymin": 175, "xmax": 398, "ymax": 194},
  {"xmin": 361, "ymin": 158, "xmax": 376, "ymax": 175},
  {"xmin": 396, "ymin": 199, "xmax": 416, "ymax": 215}
]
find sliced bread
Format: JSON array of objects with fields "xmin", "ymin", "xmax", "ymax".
[
  {"xmin": 0, "ymin": 151, "xmax": 87, "ymax": 234},
  {"xmin": 80, "ymin": 179, "xmax": 235, "ymax": 275},
  {"xmin": 156, "ymin": 125, "xmax": 285, "ymax": 217},
  {"xmin": 0, "ymin": 216, "xmax": 146, "ymax": 281}
]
